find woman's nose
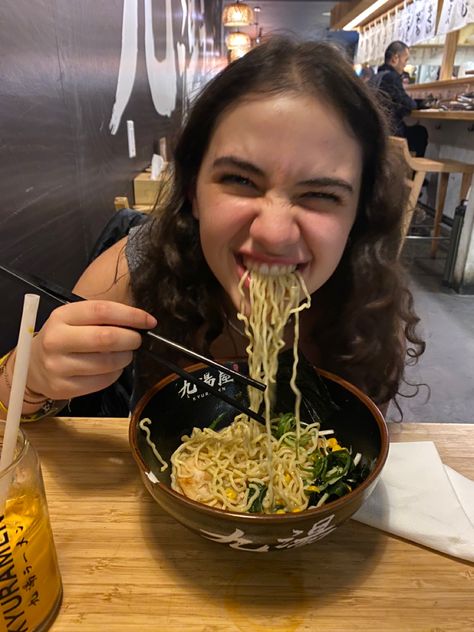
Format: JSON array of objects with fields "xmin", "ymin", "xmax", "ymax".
[{"xmin": 248, "ymin": 196, "xmax": 301, "ymax": 252}]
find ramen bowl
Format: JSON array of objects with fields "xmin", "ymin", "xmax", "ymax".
[{"xmin": 129, "ymin": 358, "xmax": 388, "ymax": 552}]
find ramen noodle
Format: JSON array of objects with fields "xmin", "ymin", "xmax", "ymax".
[
  {"xmin": 170, "ymin": 269, "xmax": 319, "ymax": 512},
  {"xmin": 141, "ymin": 269, "xmax": 365, "ymax": 513}
]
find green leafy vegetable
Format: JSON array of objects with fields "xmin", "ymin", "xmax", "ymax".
[
  {"xmin": 305, "ymin": 448, "xmax": 373, "ymax": 507},
  {"xmin": 270, "ymin": 413, "xmax": 296, "ymax": 439},
  {"xmin": 247, "ymin": 483, "xmax": 267, "ymax": 513},
  {"xmin": 269, "ymin": 410, "xmax": 371, "ymax": 508},
  {"xmin": 208, "ymin": 412, "xmax": 226, "ymax": 431},
  {"xmin": 311, "ymin": 452, "xmax": 328, "ymax": 479}
]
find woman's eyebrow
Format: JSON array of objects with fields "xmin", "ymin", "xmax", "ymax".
[
  {"xmin": 212, "ymin": 157, "xmax": 354, "ymax": 194},
  {"xmin": 212, "ymin": 156, "xmax": 264, "ymax": 177},
  {"xmin": 298, "ymin": 177, "xmax": 354, "ymax": 194}
]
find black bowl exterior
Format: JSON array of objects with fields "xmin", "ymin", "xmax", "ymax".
[
  {"xmin": 139, "ymin": 467, "xmax": 381, "ymax": 551},
  {"xmin": 130, "ymin": 363, "xmax": 388, "ymax": 552}
]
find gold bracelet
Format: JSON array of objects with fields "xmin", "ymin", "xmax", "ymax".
[
  {"xmin": 19, "ymin": 399, "xmax": 68, "ymax": 422},
  {"xmin": 1, "ymin": 348, "xmax": 49, "ymax": 406},
  {"xmin": 0, "ymin": 351, "xmax": 12, "ymax": 382},
  {"xmin": 0, "ymin": 396, "xmax": 68, "ymax": 422},
  {"xmin": 0, "ymin": 353, "xmax": 13, "ymax": 412},
  {"xmin": 23, "ymin": 385, "xmax": 49, "ymax": 405},
  {"xmin": 0, "ymin": 350, "xmax": 15, "ymax": 393},
  {"xmin": 0, "ymin": 341, "xmax": 67, "ymax": 420}
]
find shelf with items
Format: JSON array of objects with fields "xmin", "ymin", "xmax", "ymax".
[
  {"xmin": 331, "ymin": 0, "xmax": 474, "ymax": 84},
  {"xmin": 405, "ymin": 75, "xmax": 474, "ymax": 102},
  {"xmin": 407, "ymin": 24, "xmax": 474, "ymax": 82}
]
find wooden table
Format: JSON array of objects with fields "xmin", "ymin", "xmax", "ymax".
[
  {"xmin": 26, "ymin": 418, "xmax": 474, "ymax": 632},
  {"xmin": 409, "ymin": 109, "xmax": 474, "ymax": 122}
]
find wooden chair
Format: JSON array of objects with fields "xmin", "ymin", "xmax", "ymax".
[
  {"xmin": 114, "ymin": 196, "xmax": 131, "ymax": 211},
  {"xmin": 388, "ymin": 136, "xmax": 473, "ymax": 257}
]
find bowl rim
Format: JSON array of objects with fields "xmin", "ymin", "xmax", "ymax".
[{"xmin": 129, "ymin": 362, "xmax": 389, "ymax": 524}]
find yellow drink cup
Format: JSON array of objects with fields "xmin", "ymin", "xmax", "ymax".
[{"xmin": 0, "ymin": 422, "xmax": 62, "ymax": 631}]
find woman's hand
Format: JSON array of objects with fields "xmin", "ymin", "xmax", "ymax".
[{"xmin": 27, "ymin": 300, "xmax": 157, "ymax": 400}]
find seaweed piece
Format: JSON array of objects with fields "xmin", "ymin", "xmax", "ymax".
[
  {"xmin": 274, "ymin": 349, "xmax": 340, "ymax": 424},
  {"xmin": 346, "ymin": 455, "xmax": 376, "ymax": 485}
]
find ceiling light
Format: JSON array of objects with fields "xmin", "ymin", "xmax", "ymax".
[
  {"xmin": 229, "ymin": 46, "xmax": 251, "ymax": 61},
  {"xmin": 222, "ymin": 1, "xmax": 254, "ymax": 27},
  {"xmin": 226, "ymin": 31, "xmax": 252, "ymax": 49},
  {"xmin": 343, "ymin": 0, "xmax": 391, "ymax": 30}
]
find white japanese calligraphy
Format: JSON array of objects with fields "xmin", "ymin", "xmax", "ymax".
[
  {"xmin": 177, "ymin": 369, "xmax": 235, "ymax": 400},
  {"xmin": 109, "ymin": 0, "xmax": 221, "ymax": 134},
  {"xmin": 178, "ymin": 380, "xmax": 198, "ymax": 398},
  {"xmin": 275, "ymin": 515, "xmax": 337, "ymax": 549},
  {"xmin": 199, "ymin": 515, "xmax": 337, "ymax": 551},
  {"xmin": 218, "ymin": 371, "xmax": 234, "ymax": 387},
  {"xmin": 202, "ymin": 372, "xmax": 216, "ymax": 387},
  {"xmin": 200, "ymin": 528, "xmax": 270, "ymax": 552}
]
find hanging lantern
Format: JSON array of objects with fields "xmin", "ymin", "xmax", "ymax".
[
  {"xmin": 222, "ymin": 1, "xmax": 254, "ymax": 27},
  {"xmin": 225, "ymin": 31, "xmax": 252, "ymax": 50},
  {"xmin": 229, "ymin": 46, "xmax": 251, "ymax": 62}
]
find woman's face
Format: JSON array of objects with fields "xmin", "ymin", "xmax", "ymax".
[{"xmin": 192, "ymin": 93, "xmax": 363, "ymax": 313}]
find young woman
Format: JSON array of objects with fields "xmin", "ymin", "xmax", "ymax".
[{"xmin": 0, "ymin": 36, "xmax": 424, "ymax": 421}]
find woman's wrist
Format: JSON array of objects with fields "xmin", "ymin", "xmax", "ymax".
[
  {"xmin": 0, "ymin": 348, "xmax": 67, "ymax": 420},
  {"xmin": 1, "ymin": 349, "xmax": 46, "ymax": 409}
]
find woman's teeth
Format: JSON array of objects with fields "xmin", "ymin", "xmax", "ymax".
[{"xmin": 244, "ymin": 259, "xmax": 297, "ymax": 276}]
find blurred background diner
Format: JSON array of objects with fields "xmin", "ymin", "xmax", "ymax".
[{"xmin": 0, "ymin": 0, "xmax": 473, "ymax": 423}]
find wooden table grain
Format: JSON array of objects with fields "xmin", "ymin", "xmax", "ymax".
[{"xmin": 24, "ymin": 418, "xmax": 474, "ymax": 632}]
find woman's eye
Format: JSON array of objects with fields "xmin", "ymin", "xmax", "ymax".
[
  {"xmin": 300, "ymin": 191, "xmax": 342, "ymax": 205},
  {"xmin": 219, "ymin": 173, "xmax": 255, "ymax": 188}
]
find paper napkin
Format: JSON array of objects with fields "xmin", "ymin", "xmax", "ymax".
[{"xmin": 353, "ymin": 441, "xmax": 474, "ymax": 563}]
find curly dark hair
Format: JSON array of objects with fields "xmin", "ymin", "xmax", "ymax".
[{"xmin": 131, "ymin": 35, "xmax": 425, "ymax": 406}]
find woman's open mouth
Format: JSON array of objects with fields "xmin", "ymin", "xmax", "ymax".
[{"xmin": 236, "ymin": 254, "xmax": 306, "ymax": 282}]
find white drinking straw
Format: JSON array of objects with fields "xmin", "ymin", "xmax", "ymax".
[{"xmin": 0, "ymin": 294, "xmax": 40, "ymax": 472}]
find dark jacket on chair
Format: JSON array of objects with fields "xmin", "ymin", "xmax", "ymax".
[{"xmin": 372, "ymin": 63, "xmax": 417, "ymax": 136}]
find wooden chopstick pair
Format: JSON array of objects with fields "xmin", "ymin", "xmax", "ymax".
[{"xmin": 0, "ymin": 265, "xmax": 266, "ymax": 424}]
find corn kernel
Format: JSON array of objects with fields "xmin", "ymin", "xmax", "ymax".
[
  {"xmin": 306, "ymin": 485, "xmax": 320, "ymax": 493},
  {"xmin": 275, "ymin": 509, "xmax": 286, "ymax": 514},
  {"xmin": 225, "ymin": 488, "xmax": 237, "ymax": 500},
  {"xmin": 291, "ymin": 508, "xmax": 302, "ymax": 513},
  {"xmin": 327, "ymin": 438, "xmax": 339, "ymax": 449},
  {"xmin": 284, "ymin": 473, "xmax": 292, "ymax": 484}
]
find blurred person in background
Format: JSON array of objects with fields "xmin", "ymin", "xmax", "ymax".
[
  {"xmin": 359, "ymin": 64, "xmax": 375, "ymax": 84},
  {"xmin": 372, "ymin": 41, "xmax": 428, "ymax": 157}
]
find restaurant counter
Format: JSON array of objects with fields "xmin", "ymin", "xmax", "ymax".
[
  {"xmin": 24, "ymin": 417, "xmax": 474, "ymax": 632},
  {"xmin": 410, "ymin": 109, "xmax": 474, "ymax": 122}
]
